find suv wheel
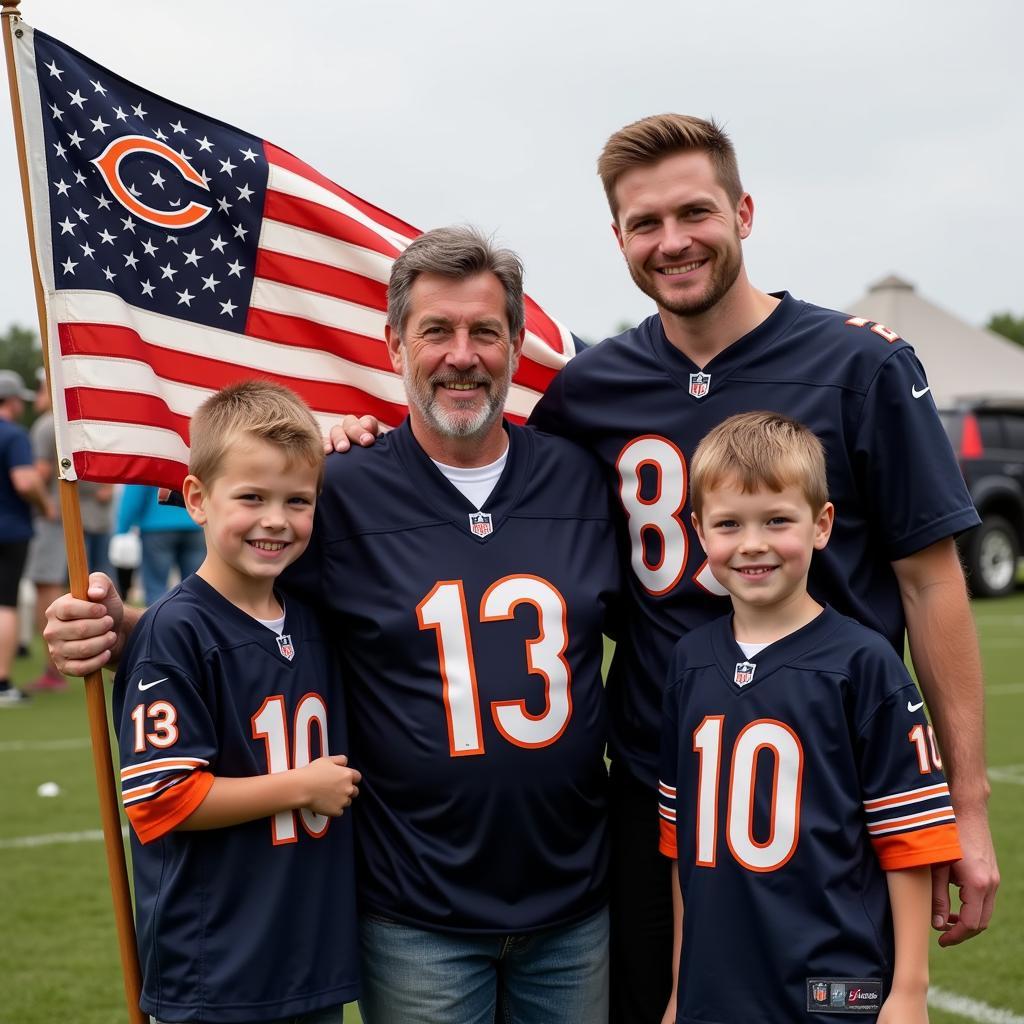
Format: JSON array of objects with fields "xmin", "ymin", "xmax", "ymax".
[{"xmin": 962, "ymin": 515, "xmax": 1020, "ymax": 598}]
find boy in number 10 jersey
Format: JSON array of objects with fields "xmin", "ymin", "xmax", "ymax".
[
  {"xmin": 113, "ymin": 382, "xmax": 361, "ymax": 1024},
  {"xmin": 658, "ymin": 413, "xmax": 962, "ymax": 1023}
]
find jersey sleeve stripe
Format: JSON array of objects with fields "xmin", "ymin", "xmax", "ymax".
[
  {"xmin": 658, "ymin": 782, "xmax": 677, "ymax": 798},
  {"xmin": 871, "ymin": 822, "xmax": 962, "ymax": 870},
  {"xmin": 125, "ymin": 770, "xmax": 214, "ymax": 845},
  {"xmin": 863, "ymin": 782, "xmax": 950, "ymax": 811},
  {"xmin": 121, "ymin": 773, "xmax": 194, "ymax": 805},
  {"xmin": 866, "ymin": 807, "xmax": 956, "ymax": 835},
  {"xmin": 658, "ymin": 817, "xmax": 678, "ymax": 859},
  {"xmin": 120, "ymin": 755, "xmax": 210, "ymax": 781},
  {"xmin": 658, "ymin": 802, "xmax": 677, "ymax": 823}
]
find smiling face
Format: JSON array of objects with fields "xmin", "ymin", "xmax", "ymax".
[
  {"xmin": 693, "ymin": 477, "xmax": 834, "ymax": 625},
  {"xmin": 612, "ymin": 150, "xmax": 752, "ymax": 319},
  {"xmin": 386, "ymin": 270, "xmax": 524, "ymax": 464},
  {"xmin": 184, "ymin": 436, "xmax": 318, "ymax": 613}
]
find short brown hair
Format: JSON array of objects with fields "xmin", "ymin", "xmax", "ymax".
[
  {"xmin": 690, "ymin": 412, "xmax": 828, "ymax": 521},
  {"xmin": 188, "ymin": 379, "xmax": 324, "ymax": 491},
  {"xmin": 597, "ymin": 113, "xmax": 743, "ymax": 219},
  {"xmin": 387, "ymin": 225, "xmax": 525, "ymax": 339}
]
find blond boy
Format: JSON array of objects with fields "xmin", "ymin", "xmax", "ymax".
[
  {"xmin": 113, "ymin": 380, "xmax": 360, "ymax": 1024},
  {"xmin": 658, "ymin": 411, "xmax": 962, "ymax": 1023}
]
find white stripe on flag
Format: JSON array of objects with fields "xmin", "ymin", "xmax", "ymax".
[
  {"xmin": 258, "ymin": 218, "xmax": 393, "ymax": 282},
  {"xmin": 250, "ymin": 277, "xmax": 388, "ymax": 338}
]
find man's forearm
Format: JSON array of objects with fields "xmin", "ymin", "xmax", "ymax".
[{"xmin": 895, "ymin": 541, "xmax": 988, "ymax": 810}]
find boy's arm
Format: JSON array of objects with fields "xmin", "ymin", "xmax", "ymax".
[
  {"xmin": 178, "ymin": 754, "xmax": 360, "ymax": 831},
  {"xmin": 877, "ymin": 867, "xmax": 931, "ymax": 1024},
  {"xmin": 661, "ymin": 865, "xmax": 683, "ymax": 1024}
]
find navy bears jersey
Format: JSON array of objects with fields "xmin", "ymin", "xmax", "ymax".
[
  {"xmin": 113, "ymin": 576, "xmax": 359, "ymax": 1023},
  {"xmin": 530, "ymin": 293, "xmax": 979, "ymax": 788},
  {"xmin": 284, "ymin": 419, "xmax": 621, "ymax": 934},
  {"xmin": 658, "ymin": 607, "xmax": 961, "ymax": 1023}
]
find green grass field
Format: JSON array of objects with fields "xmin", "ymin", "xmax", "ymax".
[{"xmin": 2, "ymin": 595, "xmax": 1022, "ymax": 1023}]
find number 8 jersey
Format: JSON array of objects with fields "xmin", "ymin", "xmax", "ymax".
[
  {"xmin": 284, "ymin": 420, "xmax": 622, "ymax": 934},
  {"xmin": 658, "ymin": 607, "xmax": 962, "ymax": 1023},
  {"xmin": 530, "ymin": 293, "xmax": 980, "ymax": 790},
  {"xmin": 112, "ymin": 576, "xmax": 359, "ymax": 1022}
]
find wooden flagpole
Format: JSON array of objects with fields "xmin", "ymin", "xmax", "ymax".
[{"xmin": 1, "ymin": 3, "xmax": 146, "ymax": 1020}]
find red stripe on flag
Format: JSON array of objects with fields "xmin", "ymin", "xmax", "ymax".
[
  {"xmin": 510, "ymin": 356, "xmax": 562, "ymax": 395},
  {"xmin": 265, "ymin": 142, "xmax": 419, "ymax": 239},
  {"xmin": 58, "ymin": 322, "xmax": 407, "ymax": 421},
  {"xmin": 254, "ymin": 250, "xmax": 388, "ymax": 309},
  {"xmin": 524, "ymin": 295, "xmax": 569, "ymax": 356},
  {"xmin": 244, "ymin": 308, "xmax": 393, "ymax": 371},
  {"xmin": 64, "ymin": 387, "xmax": 192, "ymax": 444},
  {"xmin": 73, "ymin": 451, "xmax": 189, "ymax": 490},
  {"xmin": 263, "ymin": 190, "xmax": 401, "ymax": 259}
]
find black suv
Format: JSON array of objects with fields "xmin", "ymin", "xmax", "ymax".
[{"xmin": 940, "ymin": 402, "xmax": 1024, "ymax": 598}]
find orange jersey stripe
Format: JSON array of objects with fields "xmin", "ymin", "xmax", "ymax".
[
  {"xmin": 867, "ymin": 807, "xmax": 956, "ymax": 834},
  {"xmin": 871, "ymin": 822, "xmax": 962, "ymax": 870},
  {"xmin": 126, "ymin": 770, "xmax": 214, "ymax": 845},
  {"xmin": 659, "ymin": 817, "xmax": 678, "ymax": 860},
  {"xmin": 863, "ymin": 783, "xmax": 949, "ymax": 812}
]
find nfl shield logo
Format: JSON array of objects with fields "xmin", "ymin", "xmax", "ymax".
[
  {"xmin": 688, "ymin": 372, "xmax": 711, "ymax": 399},
  {"xmin": 812, "ymin": 983, "xmax": 828, "ymax": 1004},
  {"xmin": 469, "ymin": 511, "xmax": 493, "ymax": 538},
  {"xmin": 276, "ymin": 634, "xmax": 295, "ymax": 661},
  {"xmin": 734, "ymin": 660, "xmax": 756, "ymax": 686}
]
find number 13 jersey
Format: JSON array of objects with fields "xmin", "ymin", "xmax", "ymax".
[{"xmin": 285, "ymin": 420, "xmax": 622, "ymax": 934}]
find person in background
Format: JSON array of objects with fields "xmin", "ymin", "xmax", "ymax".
[
  {"xmin": 0, "ymin": 369, "xmax": 51, "ymax": 705},
  {"xmin": 115, "ymin": 483, "xmax": 205, "ymax": 605},
  {"xmin": 24, "ymin": 371, "xmax": 68, "ymax": 692}
]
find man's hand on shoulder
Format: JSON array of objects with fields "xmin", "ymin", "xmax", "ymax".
[
  {"xmin": 325, "ymin": 414, "xmax": 380, "ymax": 453},
  {"xmin": 43, "ymin": 572, "xmax": 133, "ymax": 676}
]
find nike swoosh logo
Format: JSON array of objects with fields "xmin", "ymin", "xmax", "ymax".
[
  {"xmin": 911, "ymin": 385, "xmax": 930, "ymax": 399},
  {"xmin": 138, "ymin": 677, "xmax": 168, "ymax": 691},
  {"xmin": 907, "ymin": 699, "xmax": 924, "ymax": 712}
]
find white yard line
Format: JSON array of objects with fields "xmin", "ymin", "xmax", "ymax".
[
  {"xmin": 930, "ymin": 987, "xmax": 1024, "ymax": 1024},
  {"xmin": 988, "ymin": 764, "xmax": 1024, "ymax": 786},
  {"xmin": 0, "ymin": 737, "xmax": 92, "ymax": 753},
  {"xmin": 0, "ymin": 826, "xmax": 127, "ymax": 850}
]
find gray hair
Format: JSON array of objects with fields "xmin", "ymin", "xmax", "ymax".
[{"xmin": 387, "ymin": 226, "xmax": 526, "ymax": 339}]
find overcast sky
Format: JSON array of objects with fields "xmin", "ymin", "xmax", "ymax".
[{"xmin": 1, "ymin": 0, "xmax": 1021, "ymax": 344}]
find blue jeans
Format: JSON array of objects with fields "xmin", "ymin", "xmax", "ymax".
[
  {"xmin": 359, "ymin": 907, "xmax": 608, "ymax": 1024},
  {"xmin": 140, "ymin": 530, "xmax": 206, "ymax": 605}
]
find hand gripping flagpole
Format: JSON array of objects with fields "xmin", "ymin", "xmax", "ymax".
[{"xmin": 1, "ymin": 3, "xmax": 146, "ymax": 1020}]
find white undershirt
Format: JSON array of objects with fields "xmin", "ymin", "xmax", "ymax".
[
  {"xmin": 737, "ymin": 640, "xmax": 771, "ymax": 659},
  {"xmin": 255, "ymin": 612, "xmax": 286, "ymax": 636},
  {"xmin": 431, "ymin": 449, "xmax": 509, "ymax": 509}
]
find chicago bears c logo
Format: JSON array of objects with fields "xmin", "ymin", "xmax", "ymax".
[{"xmin": 91, "ymin": 135, "xmax": 212, "ymax": 229}]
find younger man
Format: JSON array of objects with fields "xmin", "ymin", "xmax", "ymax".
[
  {"xmin": 658, "ymin": 412, "xmax": 962, "ymax": 1023},
  {"xmin": 114, "ymin": 380, "xmax": 360, "ymax": 1023}
]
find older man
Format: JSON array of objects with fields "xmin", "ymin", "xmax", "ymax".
[{"xmin": 46, "ymin": 227, "xmax": 620, "ymax": 1024}]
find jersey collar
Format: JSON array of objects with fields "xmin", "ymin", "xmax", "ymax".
[
  {"xmin": 710, "ymin": 604, "xmax": 843, "ymax": 694},
  {"xmin": 388, "ymin": 418, "xmax": 535, "ymax": 543},
  {"xmin": 648, "ymin": 291, "xmax": 803, "ymax": 395}
]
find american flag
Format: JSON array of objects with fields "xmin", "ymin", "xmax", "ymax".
[{"xmin": 11, "ymin": 23, "xmax": 575, "ymax": 490}]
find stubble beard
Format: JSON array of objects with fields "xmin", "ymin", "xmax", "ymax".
[{"xmin": 630, "ymin": 242, "xmax": 743, "ymax": 319}]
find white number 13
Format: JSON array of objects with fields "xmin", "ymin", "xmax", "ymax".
[{"xmin": 417, "ymin": 574, "xmax": 572, "ymax": 756}]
